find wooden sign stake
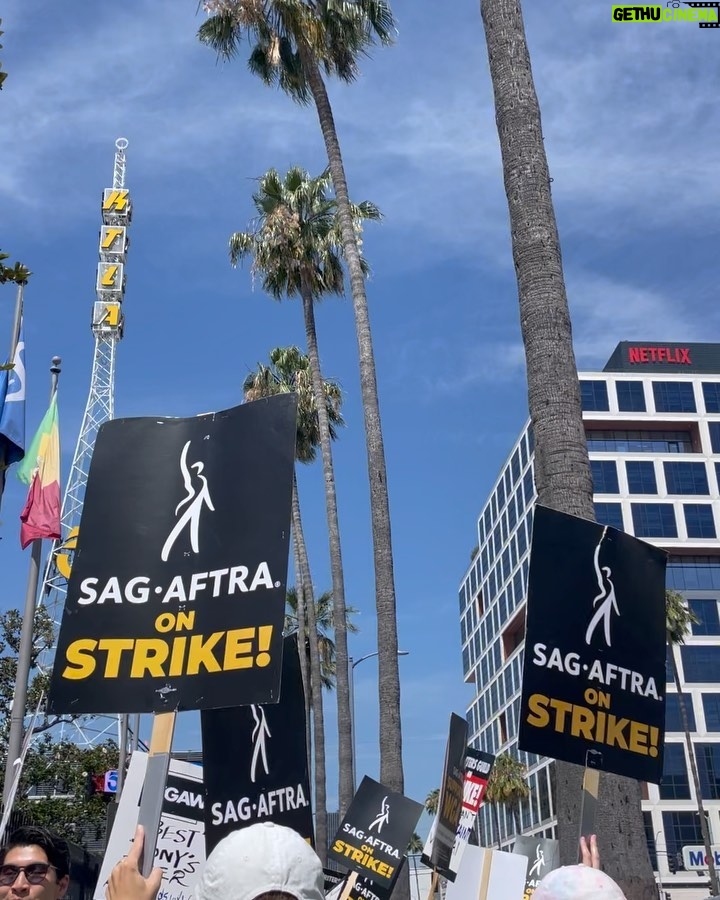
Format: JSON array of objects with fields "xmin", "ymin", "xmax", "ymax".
[
  {"xmin": 339, "ymin": 871, "xmax": 358, "ymax": 900},
  {"xmin": 477, "ymin": 850, "xmax": 493, "ymax": 900},
  {"xmin": 426, "ymin": 869, "xmax": 439, "ymax": 900},
  {"xmin": 577, "ymin": 750, "xmax": 602, "ymax": 862},
  {"xmin": 137, "ymin": 711, "xmax": 176, "ymax": 876}
]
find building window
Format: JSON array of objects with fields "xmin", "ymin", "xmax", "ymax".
[
  {"xmin": 586, "ymin": 429, "xmax": 693, "ymax": 453},
  {"xmin": 626, "ymin": 461, "xmax": 657, "ymax": 494},
  {"xmin": 653, "ymin": 381, "xmax": 696, "ymax": 413},
  {"xmin": 631, "ymin": 503, "xmax": 677, "ymax": 538},
  {"xmin": 690, "ymin": 599, "xmax": 720, "ymax": 635},
  {"xmin": 590, "ymin": 460, "xmax": 619, "ymax": 494},
  {"xmin": 703, "ymin": 694, "xmax": 720, "ymax": 731},
  {"xmin": 580, "ymin": 380, "xmax": 609, "ymax": 412},
  {"xmin": 668, "ymin": 557, "xmax": 720, "ymax": 591},
  {"xmin": 681, "ymin": 646, "xmax": 720, "ymax": 682},
  {"xmin": 666, "ymin": 694, "xmax": 696, "ymax": 732},
  {"xmin": 684, "ymin": 505, "xmax": 717, "ymax": 539},
  {"xmin": 664, "ymin": 462, "xmax": 710, "ymax": 495},
  {"xmin": 616, "ymin": 380, "xmax": 646, "ymax": 412},
  {"xmin": 703, "ymin": 383, "xmax": 720, "ymax": 414},
  {"xmin": 662, "ymin": 811, "xmax": 704, "ymax": 871},
  {"xmin": 696, "ymin": 743, "xmax": 720, "ymax": 800},
  {"xmin": 659, "ymin": 744, "xmax": 690, "ymax": 800},
  {"xmin": 710, "ymin": 422, "xmax": 720, "ymax": 454},
  {"xmin": 594, "ymin": 502, "xmax": 624, "ymax": 532}
]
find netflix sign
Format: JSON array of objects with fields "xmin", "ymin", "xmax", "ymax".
[{"xmin": 604, "ymin": 342, "xmax": 720, "ymax": 374}]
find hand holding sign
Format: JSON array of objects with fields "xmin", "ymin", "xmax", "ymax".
[{"xmin": 105, "ymin": 826, "xmax": 162, "ymax": 900}]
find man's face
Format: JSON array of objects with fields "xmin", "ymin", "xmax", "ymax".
[{"xmin": 0, "ymin": 845, "xmax": 68, "ymax": 900}]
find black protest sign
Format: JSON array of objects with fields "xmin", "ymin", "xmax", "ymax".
[
  {"xmin": 48, "ymin": 396, "xmax": 297, "ymax": 715},
  {"xmin": 513, "ymin": 836, "xmax": 560, "ymax": 900},
  {"xmin": 423, "ymin": 713, "xmax": 468, "ymax": 873},
  {"xmin": 329, "ymin": 776, "xmax": 423, "ymax": 888},
  {"xmin": 518, "ymin": 505, "xmax": 667, "ymax": 783},
  {"xmin": 323, "ymin": 869, "xmax": 346, "ymax": 894},
  {"xmin": 347, "ymin": 873, "xmax": 395, "ymax": 900},
  {"xmin": 201, "ymin": 633, "xmax": 313, "ymax": 853}
]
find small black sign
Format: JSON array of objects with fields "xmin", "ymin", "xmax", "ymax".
[
  {"xmin": 424, "ymin": 713, "xmax": 467, "ymax": 873},
  {"xmin": 513, "ymin": 836, "xmax": 560, "ymax": 899},
  {"xmin": 201, "ymin": 633, "xmax": 313, "ymax": 854},
  {"xmin": 329, "ymin": 777, "xmax": 423, "ymax": 889},
  {"xmin": 347, "ymin": 873, "xmax": 394, "ymax": 900},
  {"xmin": 518, "ymin": 506, "xmax": 667, "ymax": 783},
  {"xmin": 48, "ymin": 396, "xmax": 297, "ymax": 715}
]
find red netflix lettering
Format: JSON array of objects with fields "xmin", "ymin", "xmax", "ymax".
[{"xmin": 627, "ymin": 346, "xmax": 692, "ymax": 366}]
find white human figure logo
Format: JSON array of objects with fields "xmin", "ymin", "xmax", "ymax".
[
  {"xmin": 161, "ymin": 440, "xmax": 215, "ymax": 562},
  {"xmin": 250, "ymin": 705, "xmax": 271, "ymax": 783},
  {"xmin": 585, "ymin": 533, "xmax": 620, "ymax": 648},
  {"xmin": 369, "ymin": 796, "xmax": 390, "ymax": 833},
  {"xmin": 528, "ymin": 844, "xmax": 545, "ymax": 878}
]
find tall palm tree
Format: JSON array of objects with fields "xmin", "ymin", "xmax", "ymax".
[
  {"xmin": 230, "ymin": 166, "xmax": 378, "ymax": 814},
  {"xmin": 666, "ymin": 590, "xmax": 718, "ymax": 894},
  {"xmin": 484, "ymin": 752, "xmax": 529, "ymax": 847},
  {"xmin": 478, "ymin": 1, "xmax": 654, "ymax": 893},
  {"xmin": 286, "ymin": 587, "xmax": 359, "ymax": 690},
  {"xmin": 425, "ymin": 787, "xmax": 440, "ymax": 818},
  {"xmin": 198, "ymin": 0, "xmax": 406, "ymax": 812},
  {"xmin": 244, "ymin": 345, "xmax": 343, "ymax": 862}
]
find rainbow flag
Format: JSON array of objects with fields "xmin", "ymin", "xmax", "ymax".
[{"xmin": 17, "ymin": 394, "xmax": 61, "ymax": 549}]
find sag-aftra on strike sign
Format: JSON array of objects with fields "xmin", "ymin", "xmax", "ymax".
[
  {"xmin": 48, "ymin": 395, "xmax": 297, "ymax": 715},
  {"xmin": 518, "ymin": 506, "xmax": 667, "ymax": 783}
]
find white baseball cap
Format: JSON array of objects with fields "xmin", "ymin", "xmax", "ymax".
[
  {"xmin": 196, "ymin": 823, "xmax": 325, "ymax": 900},
  {"xmin": 533, "ymin": 865, "xmax": 626, "ymax": 900}
]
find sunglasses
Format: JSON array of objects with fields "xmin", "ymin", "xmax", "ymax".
[{"xmin": 0, "ymin": 864, "xmax": 58, "ymax": 886}]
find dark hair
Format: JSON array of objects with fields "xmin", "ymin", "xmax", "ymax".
[{"xmin": 1, "ymin": 826, "xmax": 71, "ymax": 880}]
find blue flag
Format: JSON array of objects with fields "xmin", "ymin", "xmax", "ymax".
[{"xmin": 0, "ymin": 319, "xmax": 26, "ymax": 467}]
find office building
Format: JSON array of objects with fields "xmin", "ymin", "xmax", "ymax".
[{"xmin": 459, "ymin": 342, "xmax": 720, "ymax": 898}]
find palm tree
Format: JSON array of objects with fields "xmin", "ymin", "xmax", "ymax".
[
  {"xmin": 286, "ymin": 587, "xmax": 359, "ymax": 690},
  {"xmin": 484, "ymin": 752, "xmax": 529, "ymax": 848},
  {"xmin": 244, "ymin": 345, "xmax": 343, "ymax": 862},
  {"xmin": 425, "ymin": 787, "xmax": 440, "ymax": 818},
  {"xmin": 198, "ymin": 0, "xmax": 406, "ymax": 813},
  {"xmin": 478, "ymin": 1, "xmax": 654, "ymax": 892},
  {"xmin": 230, "ymin": 166, "xmax": 378, "ymax": 815},
  {"xmin": 666, "ymin": 590, "xmax": 718, "ymax": 894}
]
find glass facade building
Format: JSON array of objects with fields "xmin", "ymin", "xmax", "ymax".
[{"xmin": 458, "ymin": 343, "xmax": 720, "ymax": 897}]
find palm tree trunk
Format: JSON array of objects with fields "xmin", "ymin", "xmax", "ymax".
[
  {"xmin": 300, "ymin": 276, "xmax": 353, "ymax": 816},
  {"xmin": 292, "ymin": 473, "xmax": 328, "ymax": 862},
  {"xmin": 511, "ymin": 804, "xmax": 521, "ymax": 837},
  {"xmin": 298, "ymin": 45, "xmax": 404, "ymax": 801},
  {"xmin": 479, "ymin": 2, "xmax": 655, "ymax": 896},
  {"xmin": 292, "ymin": 520, "xmax": 312, "ymax": 770},
  {"xmin": 671, "ymin": 648, "xmax": 718, "ymax": 893}
]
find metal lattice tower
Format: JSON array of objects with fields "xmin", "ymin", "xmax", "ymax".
[{"xmin": 37, "ymin": 138, "xmax": 132, "ymax": 745}]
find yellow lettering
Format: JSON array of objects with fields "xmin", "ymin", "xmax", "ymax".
[
  {"xmin": 332, "ymin": 840, "xmax": 345, "ymax": 854},
  {"xmin": 62, "ymin": 639, "xmax": 98, "ymax": 680},
  {"xmin": 186, "ymin": 632, "xmax": 223, "ymax": 674},
  {"xmin": 169, "ymin": 636, "xmax": 187, "ymax": 676},
  {"xmin": 130, "ymin": 639, "xmax": 169, "ymax": 677},
  {"xmin": 570, "ymin": 704, "xmax": 595, "ymax": 740},
  {"xmin": 176, "ymin": 610, "xmax": 195, "ymax": 632},
  {"xmin": 629, "ymin": 720, "xmax": 650, "ymax": 755},
  {"xmin": 605, "ymin": 715, "xmax": 629, "ymax": 750},
  {"xmin": 100, "ymin": 265, "xmax": 118, "ymax": 287},
  {"xmin": 223, "ymin": 627, "xmax": 255, "ymax": 670},
  {"xmin": 526, "ymin": 693, "xmax": 550, "ymax": 728},
  {"xmin": 98, "ymin": 638, "xmax": 135, "ymax": 677},
  {"xmin": 351, "ymin": 849, "xmax": 364, "ymax": 863},
  {"xmin": 103, "ymin": 190, "xmax": 129, "ymax": 211},
  {"xmin": 101, "ymin": 227, "xmax": 123, "ymax": 249}
]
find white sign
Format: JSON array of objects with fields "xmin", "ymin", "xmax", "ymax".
[
  {"xmin": 682, "ymin": 845, "xmax": 720, "ymax": 870},
  {"xmin": 94, "ymin": 752, "xmax": 205, "ymax": 900},
  {"xmin": 445, "ymin": 845, "xmax": 527, "ymax": 900}
]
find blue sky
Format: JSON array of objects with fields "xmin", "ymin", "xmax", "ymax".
[{"xmin": 1, "ymin": 0, "xmax": 719, "ymax": 828}]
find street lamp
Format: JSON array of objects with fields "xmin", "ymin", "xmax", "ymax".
[{"xmin": 349, "ymin": 650, "xmax": 409, "ymax": 791}]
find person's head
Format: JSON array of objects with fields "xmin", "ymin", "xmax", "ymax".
[
  {"xmin": 533, "ymin": 865, "xmax": 626, "ymax": 900},
  {"xmin": 196, "ymin": 822, "xmax": 324, "ymax": 900},
  {"xmin": 0, "ymin": 827, "xmax": 70, "ymax": 900}
]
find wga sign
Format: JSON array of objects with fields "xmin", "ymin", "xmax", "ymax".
[{"xmin": 612, "ymin": 3, "xmax": 720, "ymax": 26}]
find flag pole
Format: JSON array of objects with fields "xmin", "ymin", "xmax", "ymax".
[{"xmin": 2, "ymin": 356, "xmax": 61, "ymax": 808}]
